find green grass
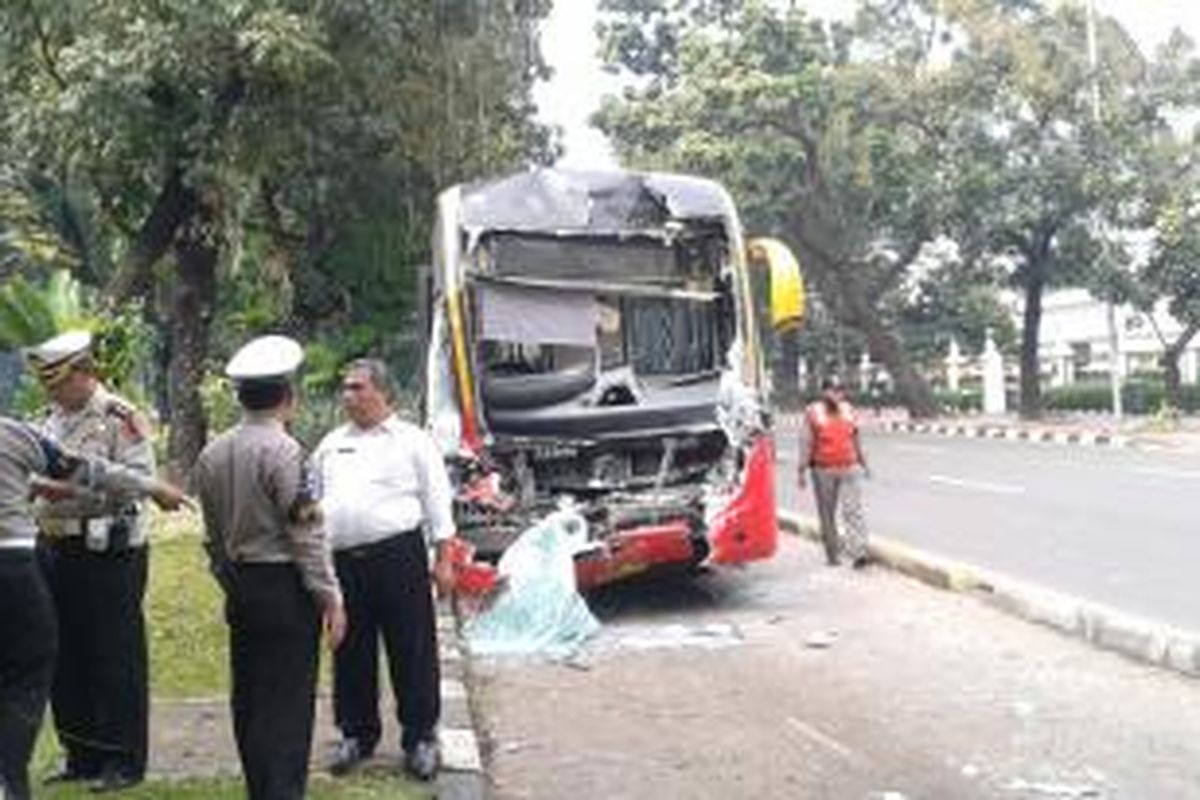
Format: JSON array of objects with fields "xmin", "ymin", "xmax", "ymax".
[
  {"xmin": 147, "ymin": 511, "xmax": 229, "ymax": 697},
  {"xmin": 30, "ymin": 511, "xmax": 431, "ymax": 800}
]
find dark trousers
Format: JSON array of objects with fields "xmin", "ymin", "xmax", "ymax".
[
  {"xmin": 0, "ymin": 550, "xmax": 57, "ymax": 800},
  {"xmin": 227, "ymin": 563, "xmax": 320, "ymax": 800},
  {"xmin": 36, "ymin": 537, "xmax": 149, "ymax": 779},
  {"xmin": 333, "ymin": 532, "xmax": 440, "ymax": 753}
]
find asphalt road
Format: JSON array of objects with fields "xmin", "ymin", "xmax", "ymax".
[
  {"xmin": 476, "ymin": 538, "xmax": 1200, "ymax": 799},
  {"xmin": 776, "ymin": 429, "xmax": 1200, "ymax": 633}
]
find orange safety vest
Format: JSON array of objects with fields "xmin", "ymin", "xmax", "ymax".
[{"xmin": 805, "ymin": 401, "xmax": 858, "ymax": 469}]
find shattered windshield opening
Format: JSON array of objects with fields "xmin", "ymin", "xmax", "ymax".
[{"xmin": 473, "ymin": 225, "xmax": 734, "ymax": 388}]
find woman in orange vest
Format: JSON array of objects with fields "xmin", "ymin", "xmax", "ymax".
[{"xmin": 798, "ymin": 376, "xmax": 871, "ymax": 567}]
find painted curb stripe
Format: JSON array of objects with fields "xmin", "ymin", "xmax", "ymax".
[{"xmin": 882, "ymin": 420, "xmax": 1129, "ymax": 449}]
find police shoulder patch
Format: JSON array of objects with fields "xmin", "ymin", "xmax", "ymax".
[
  {"xmin": 105, "ymin": 399, "xmax": 150, "ymax": 442},
  {"xmin": 287, "ymin": 460, "xmax": 323, "ymax": 525}
]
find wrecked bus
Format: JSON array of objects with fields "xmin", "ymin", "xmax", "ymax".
[{"xmin": 422, "ymin": 168, "xmax": 803, "ymax": 591}]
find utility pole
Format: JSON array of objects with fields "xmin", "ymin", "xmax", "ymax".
[{"xmin": 1087, "ymin": 0, "xmax": 1123, "ymax": 419}]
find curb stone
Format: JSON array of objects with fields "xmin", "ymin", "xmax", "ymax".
[
  {"xmin": 436, "ymin": 602, "xmax": 488, "ymax": 800},
  {"xmin": 778, "ymin": 511, "xmax": 1200, "ymax": 679},
  {"xmin": 882, "ymin": 420, "xmax": 1130, "ymax": 448}
]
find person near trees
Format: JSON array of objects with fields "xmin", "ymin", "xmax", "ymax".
[
  {"xmin": 0, "ymin": 415, "xmax": 186, "ymax": 800},
  {"xmin": 798, "ymin": 376, "xmax": 872, "ymax": 568},
  {"xmin": 25, "ymin": 330, "xmax": 158, "ymax": 792},
  {"xmin": 313, "ymin": 358, "xmax": 455, "ymax": 782},
  {"xmin": 191, "ymin": 335, "xmax": 345, "ymax": 800}
]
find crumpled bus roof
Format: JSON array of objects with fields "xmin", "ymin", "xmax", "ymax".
[{"xmin": 458, "ymin": 168, "xmax": 737, "ymax": 233}]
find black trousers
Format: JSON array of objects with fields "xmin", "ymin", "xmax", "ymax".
[
  {"xmin": 227, "ymin": 563, "xmax": 320, "ymax": 800},
  {"xmin": 0, "ymin": 550, "xmax": 57, "ymax": 800},
  {"xmin": 36, "ymin": 537, "xmax": 149, "ymax": 779},
  {"xmin": 333, "ymin": 532, "xmax": 440, "ymax": 753}
]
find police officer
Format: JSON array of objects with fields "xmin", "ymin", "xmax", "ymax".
[
  {"xmin": 0, "ymin": 415, "xmax": 186, "ymax": 800},
  {"xmin": 25, "ymin": 331, "xmax": 156, "ymax": 792},
  {"xmin": 192, "ymin": 335, "xmax": 345, "ymax": 800}
]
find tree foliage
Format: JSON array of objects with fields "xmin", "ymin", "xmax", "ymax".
[
  {"xmin": 1, "ymin": 0, "xmax": 554, "ymax": 469},
  {"xmin": 596, "ymin": 0, "xmax": 1200, "ymax": 418},
  {"xmin": 596, "ymin": 0, "xmax": 966, "ymax": 416}
]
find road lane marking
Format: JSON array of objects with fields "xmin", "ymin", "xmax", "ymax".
[
  {"xmin": 927, "ymin": 474, "xmax": 1026, "ymax": 495},
  {"xmin": 784, "ymin": 716, "xmax": 859, "ymax": 763},
  {"xmin": 891, "ymin": 443, "xmax": 948, "ymax": 454},
  {"xmin": 1129, "ymin": 466, "xmax": 1200, "ymax": 481}
]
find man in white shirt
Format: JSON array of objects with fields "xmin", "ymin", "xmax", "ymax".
[{"xmin": 313, "ymin": 358, "xmax": 455, "ymax": 782}]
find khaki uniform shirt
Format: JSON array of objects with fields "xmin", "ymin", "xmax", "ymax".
[
  {"xmin": 35, "ymin": 385, "xmax": 155, "ymax": 547},
  {"xmin": 192, "ymin": 413, "xmax": 341, "ymax": 607},
  {"xmin": 1, "ymin": 416, "xmax": 158, "ymax": 549}
]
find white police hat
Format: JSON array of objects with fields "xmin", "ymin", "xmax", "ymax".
[
  {"xmin": 25, "ymin": 330, "xmax": 94, "ymax": 386},
  {"xmin": 225, "ymin": 335, "xmax": 305, "ymax": 382}
]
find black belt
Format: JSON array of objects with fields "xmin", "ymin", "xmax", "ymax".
[
  {"xmin": 40, "ymin": 535, "xmax": 145, "ymax": 552},
  {"xmin": 335, "ymin": 529, "xmax": 420, "ymax": 559}
]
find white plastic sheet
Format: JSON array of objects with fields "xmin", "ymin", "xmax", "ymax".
[{"xmin": 464, "ymin": 510, "xmax": 600, "ymax": 658}]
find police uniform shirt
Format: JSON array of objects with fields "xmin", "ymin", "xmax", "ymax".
[
  {"xmin": 0, "ymin": 417, "xmax": 159, "ymax": 549},
  {"xmin": 35, "ymin": 385, "xmax": 155, "ymax": 545},
  {"xmin": 192, "ymin": 413, "xmax": 341, "ymax": 606},
  {"xmin": 312, "ymin": 414, "xmax": 455, "ymax": 551}
]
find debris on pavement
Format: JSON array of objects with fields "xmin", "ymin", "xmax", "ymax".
[
  {"xmin": 1005, "ymin": 778, "xmax": 1102, "ymax": 797},
  {"xmin": 804, "ymin": 629, "xmax": 840, "ymax": 649},
  {"xmin": 1012, "ymin": 700, "xmax": 1036, "ymax": 719},
  {"xmin": 604, "ymin": 621, "xmax": 744, "ymax": 652},
  {"xmin": 464, "ymin": 509, "xmax": 600, "ymax": 659}
]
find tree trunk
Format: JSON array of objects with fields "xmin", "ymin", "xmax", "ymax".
[
  {"xmin": 105, "ymin": 167, "xmax": 196, "ymax": 304},
  {"xmin": 1162, "ymin": 321, "xmax": 1200, "ymax": 412},
  {"xmin": 165, "ymin": 208, "xmax": 218, "ymax": 479},
  {"xmin": 788, "ymin": 247, "xmax": 937, "ymax": 417},
  {"xmin": 1018, "ymin": 268, "xmax": 1046, "ymax": 420},
  {"xmin": 785, "ymin": 216, "xmax": 938, "ymax": 418},
  {"xmin": 848, "ymin": 292, "xmax": 938, "ymax": 418}
]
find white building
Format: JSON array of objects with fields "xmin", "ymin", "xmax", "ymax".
[{"xmin": 1030, "ymin": 289, "xmax": 1200, "ymax": 386}]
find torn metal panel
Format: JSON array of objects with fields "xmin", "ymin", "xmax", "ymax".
[
  {"xmin": 459, "ymin": 168, "xmax": 736, "ymax": 233},
  {"xmin": 472, "ymin": 272, "xmax": 720, "ymax": 302},
  {"xmin": 643, "ymin": 173, "xmax": 738, "ymax": 221},
  {"xmin": 704, "ymin": 436, "xmax": 778, "ymax": 565},
  {"xmin": 484, "ymin": 233, "xmax": 683, "ymax": 283}
]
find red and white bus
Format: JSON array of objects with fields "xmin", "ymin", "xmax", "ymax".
[{"xmin": 423, "ymin": 168, "xmax": 803, "ymax": 590}]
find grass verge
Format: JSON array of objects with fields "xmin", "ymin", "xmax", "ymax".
[{"xmin": 31, "ymin": 510, "xmax": 431, "ymax": 800}]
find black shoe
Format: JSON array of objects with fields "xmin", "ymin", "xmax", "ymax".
[
  {"xmin": 851, "ymin": 555, "xmax": 871, "ymax": 570},
  {"xmin": 403, "ymin": 739, "xmax": 440, "ymax": 782},
  {"xmin": 89, "ymin": 767, "xmax": 142, "ymax": 794},
  {"xmin": 329, "ymin": 738, "xmax": 373, "ymax": 776}
]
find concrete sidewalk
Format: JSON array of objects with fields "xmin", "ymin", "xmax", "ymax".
[
  {"xmin": 780, "ymin": 511, "xmax": 1200, "ymax": 681},
  {"xmin": 474, "ymin": 535, "xmax": 1200, "ymax": 799}
]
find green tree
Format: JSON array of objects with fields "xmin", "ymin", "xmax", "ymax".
[
  {"xmin": 935, "ymin": 0, "xmax": 1157, "ymax": 417},
  {"xmin": 596, "ymin": 0, "xmax": 968, "ymax": 417},
  {"xmin": 1137, "ymin": 148, "xmax": 1200, "ymax": 410},
  {"xmin": 597, "ymin": 0, "xmax": 1190, "ymax": 419},
  {"xmin": 1120, "ymin": 30, "xmax": 1200, "ymax": 412},
  {"xmin": 1, "ymin": 1, "xmax": 553, "ymax": 471}
]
